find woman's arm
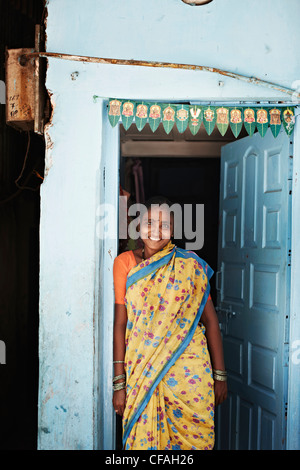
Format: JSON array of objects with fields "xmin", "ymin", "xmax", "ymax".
[
  {"xmin": 112, "ymin": 303, "xmax": 127, "ymax": 416},
  {"xmin": 201, "ymin": 298, "xmax": 228, "ymax": 406}
]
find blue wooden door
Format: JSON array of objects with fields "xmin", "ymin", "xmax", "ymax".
[{"xmin": 215, "ymin": 128, "xmax": 292, "ymax": 450}]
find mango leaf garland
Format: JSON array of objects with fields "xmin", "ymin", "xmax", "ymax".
[
  {"xmin": 121, "ymin": 101, "xmax": 136, "ymax": 130},
  {"xmin": 216, "ymin": 107, "xmax": 229, "ymax": 136},
  {"xmin": 149, "ymin": 103, "xmax": 162, "ymax": 132},
  {"xmin": 108, "ymin": 99, "xmax": 122, "ymax": 127},
  {"xmin": 162, "ymin": 104, "xmax": 176, "ymax": 134},
  {"xmin": 203, "ymin": 106, "xmax": 217, "ymax": 135},
  {"xmin": 243, "ymin": 108, "xmax": 256, "ymax": 137},
  {"xmin": 282, "ymin": 107, "xmax": 295, "ymax": 136},
  {"xmin": 189, "ymin": 105, "xmax": 202, "ymax": 135},
  {"xmin": 256, "ymin": 108, "xmax": 269, "ymax": 137},
  {"xmin": 176, "ymin": 104, "xmax": 189, "ymax": 133},
  {"xmin": 135, "ymin": 102, "xmax": 149, "ymax": 131},
  {"xmin": 229, "ymin": 107, "xmax": 243, "ymax": 138},
  {"xmin": 107, "ymin": 99, "xmax": 295, "ymax": 137},
  {"xmin": 268, "ymin": 108, "xmax": 282, "ymax": 138}
]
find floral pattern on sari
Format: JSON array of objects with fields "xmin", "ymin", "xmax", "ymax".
[{"xmin": 123, "ymin": 241, "xmax": 215, "ymax": 450}]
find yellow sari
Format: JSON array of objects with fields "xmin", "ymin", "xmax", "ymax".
[{"xmin": 123, "ymin": 241, "xmax": 215, "ymax": 450}]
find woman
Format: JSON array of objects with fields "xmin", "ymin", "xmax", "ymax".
[{"xmin": 113, "ymin": 196, "xmax": 227, "ymax": 450}]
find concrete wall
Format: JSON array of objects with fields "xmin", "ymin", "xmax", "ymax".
[{"xmin": 45, "ymin": 0, "xmax": 300, "ymax": 91}]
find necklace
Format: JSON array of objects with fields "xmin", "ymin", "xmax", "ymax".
[{"xmin": 142, "ymin": 246, "xmax": 145, "ymax": 260}]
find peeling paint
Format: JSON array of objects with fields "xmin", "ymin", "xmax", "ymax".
[
  {"xmin": 44, "ymin": 128, "xmax": 53, "ymax": 176},
  {"xmin": 43, "ymin": 88, "xmax": 55, "ymax": 177},
  {"xmin": 42, "ymin": 386, "xmax": 56, "ymax": 405}
]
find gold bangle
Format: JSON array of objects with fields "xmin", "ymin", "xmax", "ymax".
[
  {"xmin": 113, "ymin": 380, "xmax": 126, "ymax": 389},
  {"xmin": 113, "ymin": 374, "xmax": 126, "ymax": 383},
  {"xmin": 213, "ymin": 369, "xmax": 227, "ymax": 376},
  {"xmin": 113, "ymin": 381, "xmax": 126, "ymax": 391},
  {"xmin": 113, "ymin": 360, "xmax": 124, "ymax": 364},
  {"xmin": 213, "ymin": 374, "xmax": 227, "ymax": 382}
]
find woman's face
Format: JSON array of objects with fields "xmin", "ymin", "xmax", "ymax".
[{"xmin": 140, "ymin": 206, "xmax": 174, "ymax": 252}]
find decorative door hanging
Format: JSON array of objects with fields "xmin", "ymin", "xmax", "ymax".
[{"xmin": 108, "ymin": 99, "xmax": 295, "ymax": 137}]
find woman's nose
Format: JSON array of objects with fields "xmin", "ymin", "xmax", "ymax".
[{"xmin": 150, "ymin": 224, "xmax": 160, "ymax": 237}]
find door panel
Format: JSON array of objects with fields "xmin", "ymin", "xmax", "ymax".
[{"xmin": 216, "ymin": 128, "xmax": 292, "ymax": 450}]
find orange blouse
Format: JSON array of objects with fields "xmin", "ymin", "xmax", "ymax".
[{"xmin": 113, "ymin": 250, "xmax": 211, "ymax": 305}]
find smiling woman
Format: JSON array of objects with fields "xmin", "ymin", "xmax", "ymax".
[{"xmin": 112, "ymin": 196, "xmax": 227, "ymax": 450}]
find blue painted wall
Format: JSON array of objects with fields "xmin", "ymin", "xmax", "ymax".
[
  {"xmin": 45, "ymin": 0, "xmax": 300, "ymax": 89},
  {"xmin": 39, "ymin": 0, "xmax": 300, "ymax": 449}
]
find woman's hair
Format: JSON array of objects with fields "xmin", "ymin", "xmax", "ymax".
[{"xmin": 143, "ymin": 195, "xmax": 174, "ymax": 211}]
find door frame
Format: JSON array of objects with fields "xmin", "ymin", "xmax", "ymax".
[
  {"xmin": 98, "ymin": 104, "xmax": 120, "ymax": 450},
  {"xmin": 99, "ymin": 101, "xmax": 300, "ymax": 450},
  {"xmin": 287, "ymin": 105, "xmax": 300, "ymax": 450}
]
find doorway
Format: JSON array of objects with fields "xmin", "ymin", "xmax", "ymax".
[
  {"xmin": 115, "ymin": 121, "xmax": 247, "ymax": 449},
  {"xmin": 119, "ymin": 122, "xmax": 247, "ymax": 288}
]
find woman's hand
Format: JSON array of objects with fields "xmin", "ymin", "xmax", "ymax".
[
  {"xmin": 113, "ymin": 303, "xmax": 127, "ymax": 417},
  {"xmin": 214, "ymin": 380, "xmax": 227, "ymax": 406},
  {"xmin": 201, "ymin": 300, "xmax": 228, "ymax": 407},
  {"xmin": 113, "ymin": 389, "xmax": 126, "ymax": 417}
]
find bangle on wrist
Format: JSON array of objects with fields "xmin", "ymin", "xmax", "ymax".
[
  {"xmin": 213, "ymin": 369, "xmax": 227, "ymax": 375},
  {"xmin": 213, "ymin": 374, "xmax": 227, "ymax": 382},
  {"xmin": 113, "ymin": 373, "xmax": 126, "ymax": 391},
  {"xmin": 213, "ymin": 369, "xmax": 227, "ymax": 382},
  {"xmin": 113, "ymin": 374, "xmax": 126, "ymax": 383},
  {"xmin": 113, "ymin": 381, "xmax": 126, "ymax": 391}
]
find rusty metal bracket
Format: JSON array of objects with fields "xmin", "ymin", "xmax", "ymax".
[
  {"xmin": 23, "ymin": 51, "xmax": 300, "ymax": 101},
  {"xmin": 6, "ymin": 25, "xmax": 49, "ymax": 134}
]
